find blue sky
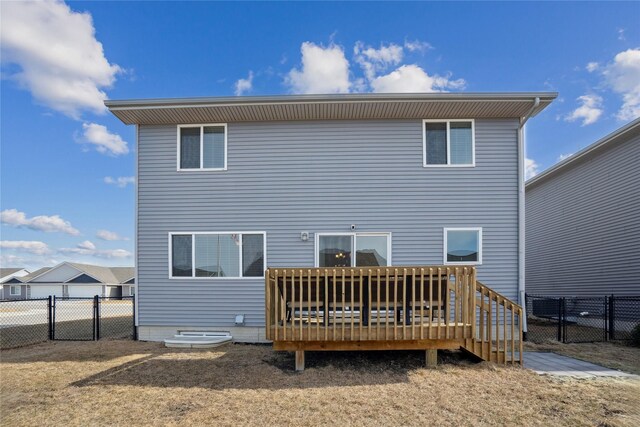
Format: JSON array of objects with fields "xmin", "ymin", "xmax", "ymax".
[{"xmin": 1, "ymin": 1, "xmax": 639, "ymax": 270}]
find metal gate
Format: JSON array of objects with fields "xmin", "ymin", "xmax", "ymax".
[{"xmin": 51, "ymin": 296, "xmax": 98, "ymax": 341}]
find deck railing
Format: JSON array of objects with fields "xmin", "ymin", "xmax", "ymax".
[
  {"xmin": 266, "ymin": 266, "xmax": 477, "ymax": 342},
  {"xmin": 265, "ymin": 266, "xmax": 524, "ymax": 364}
]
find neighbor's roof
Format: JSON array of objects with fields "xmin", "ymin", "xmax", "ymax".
[
  {"xmin": 0, "ymin": 268, "xmax": 27, "ymax": 278},
  {"xmin": 526, "ymin": 117, "xmax": 640, "ymax": 189},
  {"xmin": 106, "ymin": 92, "xmax": 557, "ymax": 125},
  {"xmin": 23, "ymin": 263, "xmax": 134, "ymax": 284},
  {"xmin": 14, "ymin": 267, "xmax": 52, "ymax": 283}
]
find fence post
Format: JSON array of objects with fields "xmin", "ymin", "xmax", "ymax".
[
  {"xmin": 93, "ymin": 295, "xmax": 99, "ymax": 341},
  {"xmin": 132, "ymin": 294, "xmax": 137, "ymax": 340},
  {"xmin": 608, "ymin": 294, "xmax": 615, "ymax": 340},
  {"xmin": 555, "ymin": 297, "xmax": 559, "ymax": 342},
  {"xmin": 48, "ymin": 295, "xmax": 53, "ymax": 340},
  {"xmin": 561, "ymin": 297, "xmax": 567, "ymax": 343},
  {"xmin": 52, "ymin": 295, "xmax": 56, "ymax": 340}
]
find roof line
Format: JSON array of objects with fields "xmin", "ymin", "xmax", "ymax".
[
  {"xmin": 526, "ymin": 117, "xmax": 640, "ymax": 188},
  {"xmin": 105, "ymin": 92, "xmax": 558, "ymax": 110}
]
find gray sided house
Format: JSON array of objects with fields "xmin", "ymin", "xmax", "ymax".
[
  {"xmin": 0, "ymin": 268, "xmax": 30, "ymax": 300},
  {"xmin": 107, "ymin": 93, "xmax": 556, "ymax": 342},
  {"xmin": 526, "ymin": 118, "xmax": 640, "ymax": 297}
]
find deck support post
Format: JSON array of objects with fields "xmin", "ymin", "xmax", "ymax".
[
  {"xmin": 295, "ymin": 350, "xmax": 305, "ymax": 372},
  {"xmin": 425, "ymin": 349, "xmax": 437, "ymax": 368}
]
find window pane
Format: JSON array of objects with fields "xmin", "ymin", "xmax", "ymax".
[
  {"xmin": 218, "ymin": 234, "xmax": 240, "ymax": 277},
  {"xmin": 425, "ymin": 122, "xmax": 447, "ymax": 165},
  {"xmin": 356, "ymin": 235, "xmax": 388, "ymax": 266},
  {"xmin": 180, "ymin": 127, "xmax": 200, "ymax": 169},
  {"xmin": 203, "ymin": 126, "xmax": 225, "ymax": 168},
  {"xmin": 318, "ymin": 235, "xmax": 352, "ymax": 267},
  {"xmin": 450, "ymin": 122, "xmax": 473, "ymax": 165},
  {"xmin": 172, "ymin": 235, "xmax": 193, "ymax": 276},
  {"xmin": 447, "ymin": 230, "xmax": 479, "ymax": 262},
  {"xmin": 242, "ymin": 234, "xmax": 264, "ymax": 277},
  {"xmin": 195, "ymin": 235, "xmax": 218, "ymax": 277}
]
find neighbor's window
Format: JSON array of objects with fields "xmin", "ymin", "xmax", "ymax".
[
  {"xmin": 10, "ymin": 285, "xmax": 21, "ymax": 296},
  {"xmin": 170, "ymin": 232, "xmax": 265, "ymax": 278},
  {"xmin": 424, "ymin": 120, "xmax": 474, "ymax": 166},
  {"xmin": 444, "ymin": 228, "xmax": 482, "ymax": 265},
  {"xmin": 317, "ymin": 233, "xmax": 390, "ymax": 268},
  {"xmin": 178, "ymin": 125, "xmax": 226, "ymax": 170}
]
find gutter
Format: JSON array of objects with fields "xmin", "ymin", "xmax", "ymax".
[{"xmin": 517, "ymin": 97, "xmax": 539, "ymax": 338}]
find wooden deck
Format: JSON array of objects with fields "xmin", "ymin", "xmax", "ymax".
[{"xmin": 265, "ymin": 266, "xmax": 524, "ymax": 370}]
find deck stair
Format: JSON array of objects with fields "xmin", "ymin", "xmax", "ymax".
[{"xmin": 265, "ymin": 266, "xmax": 523, "ymax": 369}]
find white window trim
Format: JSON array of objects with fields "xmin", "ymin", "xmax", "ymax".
[
  {"xmin": 9, "ymin": 285, "xmax": 21, "ymax": 296},
  {"xmin": 314, "ymin": 232, "xmax": 392, "ymax": 268},
  {"xmin": 168, "ymin": 231, "xmax": 267, "ymax": 279},
  {"xmin": 422, "ymin": 119, "xmax": 475, "ymax": 167},
  {"xmin": 129, "ymin": 286, "xmax": 135, "ymax": 296},
  {"xmin": 177, "ymin": 124, "xmax": 228, "ymax": 171},
  {"xmin": 443, "ymin": 227, "xmax": 483, "ymax": 265}
]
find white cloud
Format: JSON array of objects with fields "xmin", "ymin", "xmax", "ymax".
[
  {"xmin": 618, "ymin": 28, "xmax": 626, "ymax": 41},
  {"xmin": 58, "ymin": 246, "xmax": 132, "ymax": 259},
  {"xmin": 525, "ymin": 158, "xmax": 539, "ymax": 180},
  {"xmin": 586, "ymin": 62, "xmax": 600, "ymax": 72},
  {"xmin": 234, "ymin": 71, "xmax": 254, "ymax": 96},
  {"xmin": 285, "ymin": 42, "xmax": 350, "ymax": 94},
  {"xmin": 81, "ymin": 123, "xmax": 129, "ymax": 156},
  {"xmin": 104, "ymin": 176, "xmax": 135, "ymax": 188},
  {"xmin": 1, "ymin": 209, "xmax": 80, "ymax": 235},
  {"xmin": 602, "ymin": 48, "xmax": 640, "ymax": 121},
  {"xmin": 0, "ymin": 0, "xmax": 121, "ymax": 118},
  {"xmin": 0, "ymin": 240, "xmax": 51, "ymax": 255},
  {"xmin": 565, "ymin": 95, "xmax": 604, "ymax": 126},
  {"xmin": 404, "ymin": 40, "xmax": 432, "ymax": 53},
  {"xmin": 370, "ymin": 64, "xmax": 465, "ymax": 93},
  {"xmin": 354, "ymin": 42, "xmax": 404, "ymax": 80},
  {"xmin": 96, "ymin": 230, "xmax": 128, "ymax": 241},
  {"xmin": 558, "ymin": 153, "xmax": 574, "ymax": 162},
  {"xmin": 77, "ymin": 240, "xmax": 96, "ymax": 251}
]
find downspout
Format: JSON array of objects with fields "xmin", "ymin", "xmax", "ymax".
[{"xmin": 518, "ymin": 97, "xmax": 539, "ymax": 340}]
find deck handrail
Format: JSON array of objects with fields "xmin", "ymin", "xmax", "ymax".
[{"xmin": 265, "ymin": 266, "xmax": 477, "ymax": 343}]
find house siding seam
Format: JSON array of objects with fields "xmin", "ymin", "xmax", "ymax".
[
  {"xmin": 138, "ymin": 119, "xmax": 520, "ymax": 327},
  {"xmin": 526, "ymin": 132, "xmax": 640, "ymax": 297}
]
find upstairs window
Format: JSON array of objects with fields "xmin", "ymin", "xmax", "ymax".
[
  {"xmin": 178, "ymin": 124, "xmax": 227, "ymax": 170},
  {"xmin": 444, "ymin": 228, "xmax": 482, "ymax": 265},
  {"xmin": 423, "ymin": 120, "xmax": 474, "ymax": 166},
  {"xmin": 170, "ymin": 232, "xmax": 265, "ymax": 278}
]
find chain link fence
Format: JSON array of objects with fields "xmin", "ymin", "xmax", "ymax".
[
  {"xmin": 0, "ymin": 298, "xmax": 50, "ymax": 348},
  {"xmin": 0, "ymin": 296, "xmax": 135, "ymax": 349},
  {"xmin": 525, "ymin": 294, "xmax": 640, "ymax": 344}
]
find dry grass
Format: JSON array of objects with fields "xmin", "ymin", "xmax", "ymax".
[
  {"xmin": 525, "ymin": 340, "xmax": 640, "ymax": 375},
  {"xmin": 1, "ymin": 340, "xmax": 639, "ymax": 427}
]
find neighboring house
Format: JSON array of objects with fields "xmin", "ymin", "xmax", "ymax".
[
  {"xmin": 20, "ymin": 263, "xmax": 135, "ymax": 299},
  {"xmin": 0, "ymin": 268, "xmax": 30, "ymax": 300},
  {"xmin": 526, "ymin": 118, "xmax": 640, "ymax": 297},
  {"xmin": 107, "ymin": 92, "xmax": 555, "ymax": 343}
]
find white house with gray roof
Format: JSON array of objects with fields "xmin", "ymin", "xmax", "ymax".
[
  {"xmin": 7, "ymin": 263, "xmax": 135, "ymax": 299},
  {"xmin": 107, "ymin": 92, "xmax": 555, "ymax": 344}
]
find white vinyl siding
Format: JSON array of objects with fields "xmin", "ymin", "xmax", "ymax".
[
  {"xmin": 177, "ymin": 124, "xmax": 227, "ymax": 171},
  {"xmin": 423, "ymin": 119, "xmax": 475, "ymax": 167}
]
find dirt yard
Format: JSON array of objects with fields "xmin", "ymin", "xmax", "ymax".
[{"xmin": 1, "ymin": 341, "xmax": 639, "ymax": 426}]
